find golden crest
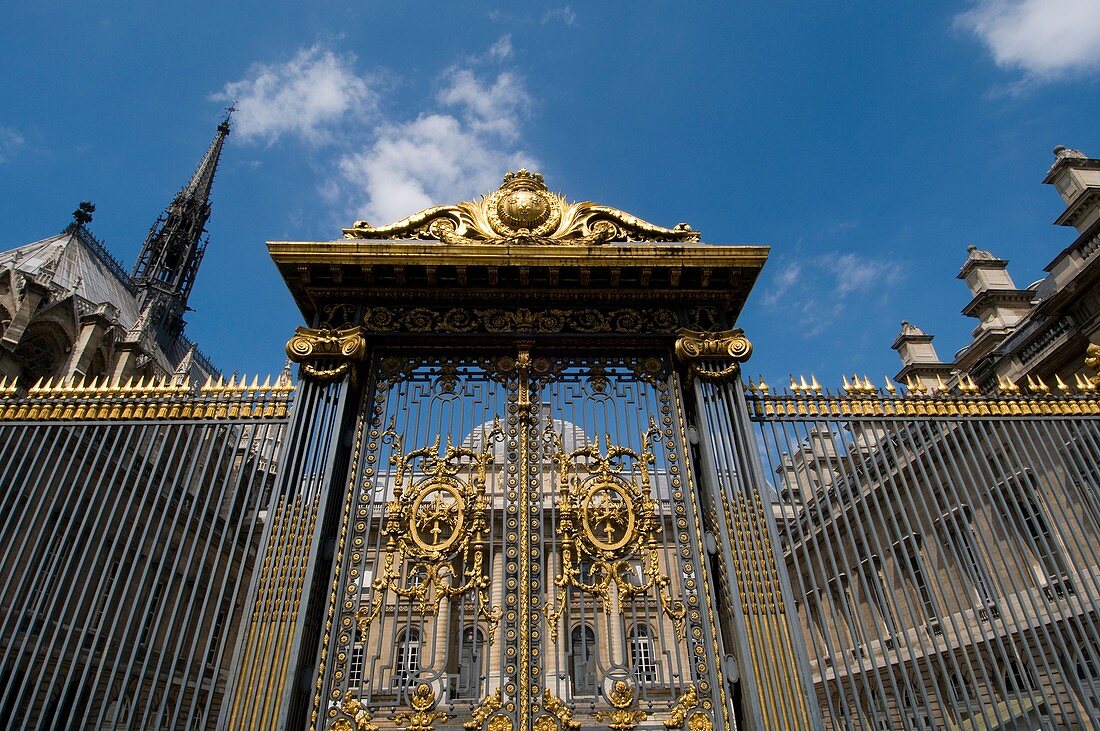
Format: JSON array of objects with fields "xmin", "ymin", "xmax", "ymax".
[
  {"xmin": 344, "ymin": 170, "xmax": 700, "ymax": 245},
  {"xmin": 546, "ymin": 422, "xmax": 686, "ymax": 642},
  {"xmin": 355, "ymin": 425, "xmax": 503, "ymax": 643}
]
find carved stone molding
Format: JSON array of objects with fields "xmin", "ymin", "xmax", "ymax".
[
  {"xmin": 344, "ymin": 170, "xmax": 701, "ymax": 245},
  {"xmin": 285, "ymin": 326, "xmax": 366, "ymax": 382},
  {"xmin": 674, "ymin": 328, "xmax": 752, "ymax": 382}
]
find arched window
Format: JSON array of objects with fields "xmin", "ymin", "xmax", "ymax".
[
  {"xmin": 456, "ymin": 626, "xmax": 485, "ymax": 698},
  {"xmin": 13, "ymin": 326, "xmax": 68, "ymax": 384},
  {"xmin": 570, "ymin": 624, "xmax": 597, "ymax": 695},
  {"xmin": 394, "ymin": 627, "xmax": 421, "ymax": 687},
  {"xmin": 629, "ymin": 624, "xmax": 657, "ymax": 683}
]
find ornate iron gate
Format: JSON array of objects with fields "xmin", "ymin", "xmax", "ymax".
[
  {"xmin": 224, "ymin": 171, "xmax": 820, "ymax": 730},
  {"xmin": 317, "ymin": 350, "xmax": 731, "ymax": 731}
]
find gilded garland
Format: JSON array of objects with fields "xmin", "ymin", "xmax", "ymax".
[
  {"xmin": 355, "ymin": 425, "xmax": 503, "ymax": 643},
  {"xmin": 344, "ymin": 170, "xmax": 701, "ymax": 245},
  {"xmin": 546, "ymin": 422, "xmax": 686, "ymax": 641}
]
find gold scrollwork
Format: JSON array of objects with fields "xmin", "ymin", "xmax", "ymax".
[
  {"xmin": 543, "ymin": 689, "xmax": 581, "ymax": 730},
  {"xmin": 594, "ymin": 679, "xmax": 649, "ymax": 731},
  {"xmin": 361, "ymin": 306, "xmax": 681, "ymax": 337},
  {"xmin": 329, "ymin": 697, "xmax": 379, "ymax": 731},
  {"xmin": 664, "ymin": 686, "xmax": 703, "ymax": 729},
  {"xmin": 392, "ymin": 683, "xmax": 451, "ymax": 731},
  {"xmin": 674, "ymin": 328, "xmax": 752, "ymax": 382},
  {"xmin": 463, "ymin": 688, "xmax": 503, "ymax": 730},
  {"xmin": 345, "ymin": 170, "xmax": 700, "ymax": 245},
  {"xmin": 355, "ymin": 425, "xmax": 503, "ymax": 643},
  {"xmin": 285, "ymin": 326, "xmax": 366, "ymax": 382},
  {"xmin": 546, "ymin": 423, "xmax": 686, "ymax": 642}
]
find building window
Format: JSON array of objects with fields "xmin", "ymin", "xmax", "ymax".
[
  {"xmin": 902, "ymin": 683, "xmax": 935, "ymax": 730},
  {"xmin": 139, "ymin": 581, "xmax": 165, "ymax": 647},
  {"xmin": 1075, "ymin": 643, "xmax": 1100, "ymax": 722},
  {"xmin": 828, "ymin": 574, "xmax": 866, "ymax": 653},
  {"xmin": 629, "ymin": 624, "xmax": 657, "ymax": 683},
  {"xmin": 456, "ymin": 627, "xmax": 484, "ymax": 698},
  {"xmin": 349, "ymin": 643, "xmax": 365, "ymax": 687},
  {"xmin": 997, "ymin": 471, "xmax": 1074, "ymax": 597},
  {"xmin": 1004, "ymin": 657, "xmax": 1036, "ymax": 695},
  {"xmin": 570, "ymin": 625, "xmax": 597, "ymax": 696},
  {"xmin": 941, "ymin": 510, "xmax": 999, "ymax": 617},
  {"xmin": 897, "ymin": 535, "xmax": 939, "ymax": 626},
  {"xmin": 394, "ymin": 628, "xmax": 420, "ymax": 687},
  {"xmin": 206, "ymin": 605, "xmax": 227, "ymax": 668},
  {"xmin": 859, "ymin": 558, "xmax": 898, "ymax": 642}
]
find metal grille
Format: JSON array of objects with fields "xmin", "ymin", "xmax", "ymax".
[
  {"xmin": 317, "ymin": 351, "xmax": 730, "ymax": 731},
  {"xmin": 749, "ymin": 392, "xmax": 1100, "ymax": 729},
  {"xmin": 0, "ymin": 397, "xmax": 288, "ymax": 729}
]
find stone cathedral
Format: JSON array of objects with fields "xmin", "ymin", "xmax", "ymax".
[{"xmin": 1, "ymin": 123, "xmax": 1100, "ymax": 731}]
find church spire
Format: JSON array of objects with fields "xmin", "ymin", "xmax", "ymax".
[{"xmin": 131, "ymin": 111, "xmax": 231, "ymax": 344}]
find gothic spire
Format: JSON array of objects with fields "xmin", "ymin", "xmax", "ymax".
[{"xmin": 131, "ymin": 111, "xmax": 231, "ymax": 345}]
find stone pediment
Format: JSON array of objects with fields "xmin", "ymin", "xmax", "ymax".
[{"xmin": 343, "ymin": 170, "xmax": 701, "ymax": 245}]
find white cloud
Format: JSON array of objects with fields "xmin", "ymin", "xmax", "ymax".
[
  {"xmin": 956, "ymin": 0, "xmax": 1100, "ymax": 81},
  {"xmin": 213, "ymin": 46, "xmax": 376, "ymax": 144},
  {"xmin": 337, "ymin": 45, "xmax": 537, "ymax": 226},
  {"xmin": 0, "ymin": 127, "xmax": 24, "ymax": 163},
  {"xmin": 764, "ymin": 252, "xmax": 903, "ymax": 337},
  {"xmin": 487, "ymin": 35, "xmax": 514, "ymax": 61},
  {"xmin": 762, "ymin": 263, "xmax": 802, "ymax": 306},
  {"xmin": 542, "ymin": 6, "xmax": 578, "ymax": 27},
  {"xmin": 216, "ymin": 40, "xmax": 539, "ymax": 228},
  {"xmin": 827, "ymin": 253, "xmax": 902, "ymax": 298}
]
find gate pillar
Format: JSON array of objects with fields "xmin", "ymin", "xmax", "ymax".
[
  {"xmin": 674, "ymin": 330, "xmax": 820, "ymax": 731},
  {"xmin": 224, "ymin": 326, "xmax": 368, "ymax": 730}
]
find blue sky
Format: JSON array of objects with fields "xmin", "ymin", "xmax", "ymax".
[{"xmin": 2, "ymin": 2, "xmax": 1099, "ymax": 387}]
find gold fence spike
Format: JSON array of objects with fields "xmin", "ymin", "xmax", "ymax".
[
  {"xmin": 842, "ymin": 374, "xmax": 852, "ymax": 394},
  {"xmin": 935, "ymin": 374, "xmax": 946, "ymax": 394},
  {"xmin": 799, "ymin": 375, "xmax": 811, "ymax": 392},
  {"xmin": 1055, "ymin": 374, "xmax": 1071, "ymax": 393},
  {"xmin": 810, "ymin": 374, "xmax": 822, "ymax": 395},
  {"xmin": 758, "ymin": 375, "xmax": 770, "ymax": 395},
  {"xmin": 884, "ymin": 376, "xmax": 897, "ymax": 395},
  {"xmin": 789, "ymin": 375, "xmax": 800, "ymax": 394}
]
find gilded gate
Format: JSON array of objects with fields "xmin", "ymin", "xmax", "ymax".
[{"xmin": 223, "ymin": 172, "xmax": 815, "ymax": 730}]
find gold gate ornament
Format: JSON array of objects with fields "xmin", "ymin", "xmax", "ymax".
[
  {"xmin": 286, "ymin": 326, "xmax": 367, "ymax": 381},
  {"xmin": 547, "ymin": 423, "xmax": 686, "ymax": 641},
  {"xmin": 392, "ymin": 684, "xmax": 451, "ymax": 731},
  {"xmin": 355, "ymin": 425, "xmax": 503, "ymax": 643},
  {"xmin": 594, "ymin": 680, "xmax": 649, "ymax": 731}
]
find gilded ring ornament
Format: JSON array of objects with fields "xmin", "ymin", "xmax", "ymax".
[
  {"xmin": 582, "ymin": 483, "xmax": 635, "ymax": 553},
  {"xmin": 355, "ymin": 426, "xmax": 503, "ymax": 645},
  {"xmin": 410, "ymin": 483, "xmax": 464, "ymax": 553}
]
